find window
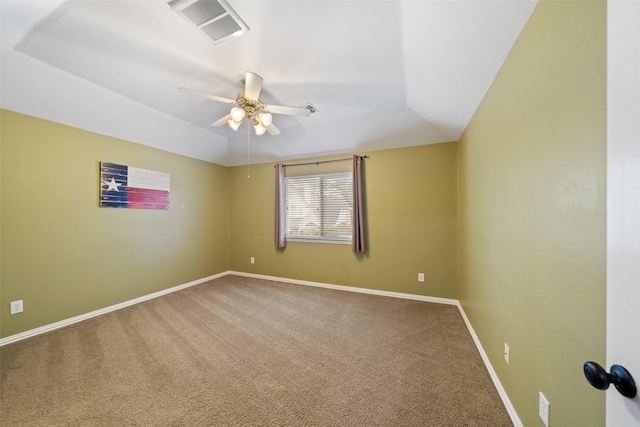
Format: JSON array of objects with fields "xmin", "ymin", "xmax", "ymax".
[{"xmin": 285, "ymin": 172, "xmax": 352, "ymax": 243}]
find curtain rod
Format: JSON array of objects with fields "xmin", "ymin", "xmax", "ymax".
[{"xmin": 275, "ymin": 155, "xmax": 369, "ymax": 168}]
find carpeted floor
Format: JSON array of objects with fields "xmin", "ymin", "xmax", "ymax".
[{"xmin": 0, "ymin": 275, "xmax": 513, "ymax": 426}]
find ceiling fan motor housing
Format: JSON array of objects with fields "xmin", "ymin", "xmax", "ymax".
[{"xmin": 236, "ymin": 96, "xmax": 265, "ymax": 118}]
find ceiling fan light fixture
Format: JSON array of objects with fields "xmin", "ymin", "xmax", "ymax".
[
  {"xmin": 258, "ymin": 112, "xmax": 272, "ymax": 127},
  {"xmin": 228, "ymin": 118, "xmax": 241, "ymax": 131},
  {"xmin": 230, "ymin": 107, "xmax": 246, "ymax": 121},
  {"xmin": 254, "ymin": 121, "xmax": 266, "ymax": 136}
]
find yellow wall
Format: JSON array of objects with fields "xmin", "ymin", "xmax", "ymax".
[
  {"xmin": 1, "ymin": 110, "xmax": 457, "ymax": 338},
  {"xmin": 458, "ymin": 1, "xmax": 606, "ymax": 426},
  {"xmin": 229, "ymin": 143, "xmax": 458, "ymax": 298},
  {"xmin": 0, "ymin": 110, "xmax": 230, "ymax": 337}
]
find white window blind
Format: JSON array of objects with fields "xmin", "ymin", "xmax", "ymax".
[{"xmin": 285, "ymin": 172, "xmax": 352, "ymax": 243}]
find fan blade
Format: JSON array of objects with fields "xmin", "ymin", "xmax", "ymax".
[
  {"xmin": 211, "ymin": 114, "xmax": 231, "ymax": 127},
  {"xmin": 244, "ymin": 72, "xmax": 263, "ymax": 101},
  {"xmin": 178, "ymin": 87, "xmax": 235, "ymax": 104},
  {"xmin": 266, "ymin": 123, "xmax": 281, "ymax": 135},
  {"xmin": 265, "ymin": 104, "xmax": 311, "ymax": 117}
]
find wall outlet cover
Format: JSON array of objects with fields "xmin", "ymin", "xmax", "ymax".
[
  {"xmin": 504, "ymin": 343, "xmax": 510, "ymax": 364},
  {"xmin": 539, "ymin": 391, "xmax": 550, "ymax": 427},
  {"xmin": 10, "ymin": 300, "xmax": 24, "ymax": 315}
]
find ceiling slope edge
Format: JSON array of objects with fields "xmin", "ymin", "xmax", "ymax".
[
  {"xmin": 1, "ymin": 49, "xmax": 230, "ymax": 165},
  {"xmin": 224, "ymin": 107, "xmax": 454, "ymax": 167}
]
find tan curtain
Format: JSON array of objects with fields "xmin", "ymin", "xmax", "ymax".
[
  {"xmin": 275, "ymin": 164, "xmax": 287, "ymax": 248},
  {"xmin": 352, "ymin": 155, "xmax": 366, "ymax": 253}
]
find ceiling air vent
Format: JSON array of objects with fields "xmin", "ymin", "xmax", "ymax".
[{"xmin": 169, "ymin": 0, "xmax": 249, "ymax": 45}]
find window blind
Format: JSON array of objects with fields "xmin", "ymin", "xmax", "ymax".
[{"xmin": 285, "ymin": 172, "xmax": 352, "ymax": 242}]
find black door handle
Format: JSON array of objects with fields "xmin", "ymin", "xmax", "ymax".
[{"xmin": 584, "ymin": 361, "xmax": 637, "ymax": 398}]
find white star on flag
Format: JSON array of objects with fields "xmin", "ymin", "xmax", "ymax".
[{"xmin": 103, "ymin": 178, "xmax": 121, "ymax": 192}]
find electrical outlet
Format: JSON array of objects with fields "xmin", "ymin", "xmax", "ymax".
[
  {"xmin": 418, "ymin": 273, "xmax": 425, "ymax": 282},
  {"xmin": 539, "ymin": 392, "xmax": 550, "ymax": 427},
  {"xmin": 504, "ymin": 343, "xmax": 510, "ymax": 364},
  {"xmin": 10, "ymin": 300, "xmax": 24, "ymax": 315},
  {"xmin": 250, "ymin": 257, "xmax": 255, "ymax": 264}
]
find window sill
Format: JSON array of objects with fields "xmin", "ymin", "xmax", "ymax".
[{"xmin": 286, "ymin": 237, "xmax": 352, "ymax": 245}]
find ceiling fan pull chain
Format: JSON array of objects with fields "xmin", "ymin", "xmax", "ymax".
[{"xmin": 247, "ymin": 123, "xmax": 251, "ymax": 179}]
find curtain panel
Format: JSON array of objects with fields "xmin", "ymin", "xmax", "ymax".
[
  {"xmin": 275, "ymin": 164, "xmax": 287, "ymax": 248},
  {"xmin": 352, "ymin": 155, "xmax": 366, "ymax": 253}
]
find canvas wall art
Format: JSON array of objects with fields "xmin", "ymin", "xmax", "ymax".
[{"xmin": 100, "ymin": 162, "xmax": 170, "ymax": 209}]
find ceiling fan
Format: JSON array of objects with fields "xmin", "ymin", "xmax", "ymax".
[{"xmin": 179, "ymin": 71, "xmax": 313, "ymax": 136}]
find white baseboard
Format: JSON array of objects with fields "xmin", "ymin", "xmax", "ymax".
[
  {"xmin": 1, "ymin": 270, "xmax": 521, "ymax": 426},
  {"xmin": 230, "ymin": 271, "xmax": 460, "ymax": 306},
  {"xmin": 456, "ymin": 303, "xmax": 523, "ymax": 427},
  {"xmin": 0, "ymin": 271, "xmax": 229, "ymax": 347}
]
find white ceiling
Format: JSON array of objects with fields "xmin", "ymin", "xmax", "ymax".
[{"xmin": 1, "ymin": 0, "xmax": 537, "ymax": 166}]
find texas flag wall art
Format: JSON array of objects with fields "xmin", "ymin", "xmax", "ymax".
[{"xmin": 100, "ymin": 162, "xmax": 170, "ymax": 209}]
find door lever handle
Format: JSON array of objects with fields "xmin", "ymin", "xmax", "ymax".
[{"xmin": 584, "ymin": 361, "xmax": 637, "ymax": 398}]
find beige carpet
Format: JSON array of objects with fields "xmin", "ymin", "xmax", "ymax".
[{"xmin": 1, "ymin": 275, "xmax": 512, "ymax": 426}]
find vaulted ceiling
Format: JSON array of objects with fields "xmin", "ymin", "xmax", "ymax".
[{"xmin": 1, "ymin": 0, "xmax": 537, "ymax": 166}]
